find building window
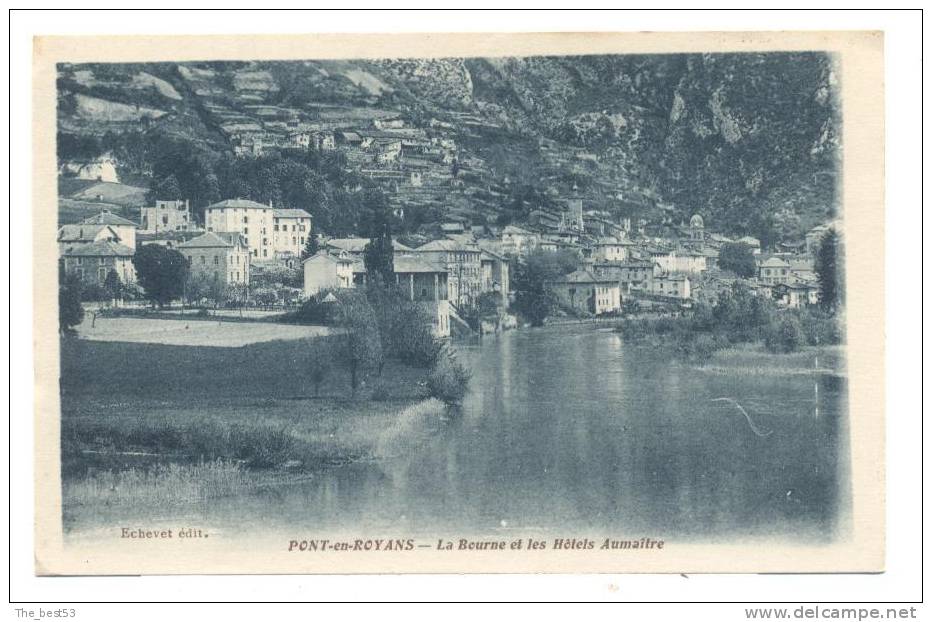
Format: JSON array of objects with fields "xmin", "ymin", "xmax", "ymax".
[
  {"xmin": 200, "ymin": 256, "xmax": 206, "ymax": 264},
  {"xmin": 274, "ymin": 224, "xmax": 279, "ymax": 231},
  {"xmin": 214, "ymin": 256, "xmax": 219, "ymax": 265}
]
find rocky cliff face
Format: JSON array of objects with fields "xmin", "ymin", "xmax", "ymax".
[{"xmin": 458, "ymin": 53, "xmax": 840, "ymax": 235}]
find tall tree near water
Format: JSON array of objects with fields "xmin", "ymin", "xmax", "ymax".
[
  {"xmin": 815, "ymin": 228, "xmax": 844, "ymax": 313},
  {"xmin": 361, "ymin": 189, "xmax": 395, "ymax": 286}
]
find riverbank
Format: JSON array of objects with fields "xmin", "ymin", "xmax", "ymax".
[
  {"xmin": 60, "ymin": 336, "xmax": 445, "ymax": 512},
  {"xmin": 695, "ymin": 342, "xmax": 846, "ymax": 376}
]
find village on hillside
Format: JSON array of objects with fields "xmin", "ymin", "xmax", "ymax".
[{"xmin": 57, "ymin": 174, "xmax": 838, "ymax": 338}]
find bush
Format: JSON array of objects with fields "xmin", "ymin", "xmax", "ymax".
[
  {"xmin": 718, "ymin": 242, "xmax": 758, "ymax": 278},
  {"xmin": 391, "ymin": 305, "xmax": 442, "ymax": 366},
  {"xmin": 426, "ymin": 349, "xmax": 471, "ymax": 406},
  {"xmin": 798, "ymin": 308, "xmax": 843, "ymax": 346},
  {"xmin": 368, "ymin": 382, "xmax": 391, "ymax": 402},
  {"xmin": 676, "ymin": 333, "xmax": 729, "ymax": 363},
  {"xmin": 764, "ymin": 314, "xmax": 806, "ymax": 353},
  {"xmin": 80, "ymin": 282, "xmax": 109, "ymax": 302},
  {"xmin": 59, "ymin": 268, "xmax": 84, "ymax": 335},
  {"xmin": 292, "ymin": 290, "xmax": 338, "ymax": 325},
  {"xmin": 367, "ymin": 284, "xmax": 442, "ymax": 367},
  {"xmin": 305, "ymin": 336, "xmax": 338, "ymax": 397}
]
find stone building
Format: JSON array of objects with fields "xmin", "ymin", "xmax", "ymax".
[
  {"xmin": 177, "ymin": 231, "xmax": 250, "ymax": 286},
  {"xmin": 417, "ymin": 238, "xmax": 482, "ymax": 309},
  {"xmin": 140, "ymin": 200, "xmax": 195, "ymax": 234},
  {"xmin": 302, "ymin": 251, "xmax": 358, "ymax": 295},
  {"xmin": 61, "ymin": 240, "xmax": 136, "ymax": 286},
  {"xmin": 271, "ymin": 209, "xmax": 313, "ymax": 259},
  {"xmin": 549, "ymin": 270, "xmax": 622, "ymax": 316},
  {"xmin": 204, "ymin": 198, "xmax": 275, "ymax": 260}
]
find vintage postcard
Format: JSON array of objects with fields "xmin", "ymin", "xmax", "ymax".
[{"xmin": 33, "ymin": 31, "xmax": 884, "ymax": 575}]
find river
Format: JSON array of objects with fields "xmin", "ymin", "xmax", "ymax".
[{"xmin": 147, "ymin": 325, "xmax": 848, "ymax": 545}]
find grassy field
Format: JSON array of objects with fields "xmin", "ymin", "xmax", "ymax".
[
  {"xmin": 698, "ymin": 343, "xmax": 846, "ymax": 376},
  {"xmin": 60, "ymin": 336, "xmax": 441, "ymax": 508},
  {"xmin": 75, "ymin": 316, "xmax": 331, "ymax": 347}
]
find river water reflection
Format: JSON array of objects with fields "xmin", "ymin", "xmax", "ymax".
[
  {"xmin": 68, "ymin": 326, "xmax": 849, "ymax": 543},
  {"xmin": 196, "ymin": 326, "xmax": 849, "ymax": 543}
]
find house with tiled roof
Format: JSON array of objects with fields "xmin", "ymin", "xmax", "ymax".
[
  {"xmin": 81, "ymin": 209, "xmax": 139, "ymax": 250},
  {"xmin": 480, "ymin": 248, "xmax": 510, "ymax": 304},
  {"xmin": 648, "ymin": 248, "xmax": 708, "ymax": 275},
  {"xmin": 758, "ymin": 256, "xmax": 792, "ymax": 285},
  {"xmin": 62, "ymin": 240, "xmax": 136, "ymax": 286},
  {"xmin": 549, "ymin": 269, "xmax": 621, "ymax": 315},
  {"xmin": 302, "ymin": 250, "xmax": 360, "ymax": 295},
  {"xmin": 592, "ymin": 259, "xmax": 658, "ymax": 294},
  {"xmin": 324, "ymin": 237, "xmax": 412, "ymax": 256},
  {"xmin": 772, "ymin": 281, "xmax": 820, "ymax": 309},
  {"xmin": 57, "ymin": 223, "xmax": 122, "ymax": 257},
  {"xmin": 591, "ymin": 236, "xmax": 634, "ymax": 262},
  {"xmin": 500, "ymin": 225, "xmax": 540, "ymax": 258},
  {"xmin": 417, "ymin": 237, "xmax": 482, "ymax": 308},
  {"xmin": 650, "ymin": 273, "xmax": 691, "ymax": 300},
  {"xmin": 736, "ymin": 235, "xmax": 762, "ymax": 255},
  {"xmin": 140, "ymin": 200, "xmax": 195, "ymax": 235},
  {"xmin": 177, "ymin": 231, "xmax": 250, "ymax": 286}
]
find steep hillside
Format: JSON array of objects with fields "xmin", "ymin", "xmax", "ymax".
[{"xmin": 56, "ymin": 52, "xmax": 841, "ymax": 243}]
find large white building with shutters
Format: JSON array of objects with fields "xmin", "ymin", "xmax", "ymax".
[{"xmin": 205, "ymin": 199, "xmax": 312, "ymax": 261}]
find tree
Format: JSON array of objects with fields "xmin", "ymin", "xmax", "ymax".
[
  {"xmin": 362, "ymin": 190, "xmax": 395, "ymax": 285},
  {"xmin": 133, "ymin": 244, "xmax": 189, "ymax": 308},
  {"xmin": 147, "ymin": 173, "xmax": 183, "ymax": 204},
  {"xmin": 764, "ymin": 314, "xmax": 806, "ymax": 353},
  {"xmin": 476, "ymin": 291, "xmax": 502, "ymax": 318},
  {"xmin": 815, "ymin": 228, "xmax": 844, "ymax": 313},
  {"xmin": 335, "ymin": 291, "xmax": 383, "ymax": 395},
  {"xmin": 717, "ymin": 242, "xmax": 757, "ymax": 278},
  {"xmin": 301, "ymin": 234, "xmax": 320, "ymax": 260},
  {"xmin": 510, "ymin": 249, "xmax": 579, "ymax": 326},
  {"xmin": 711, "ymin": 281, "xmax": 775, "ymax": 341},
  {"xmin": 306, "ymin": 337, "xmax": 336, "ymax": 397},
  {"xmin": 369, "ymin": 285, "xmax": 442, "ymax": 367},
  {"xmin": 59, "ymin": 266, "xmax": 84, "ymax": 335},
  {"xmin": 103, "ymin": 269, "xmax": 122, "ymax": 304},
  {"xmin": 426, "ymin": 346, "xmax": 471, "ymax": 406},
  {"xmin": 771, "ymin": 207, "xmax": 802, "ymax": 243}
]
